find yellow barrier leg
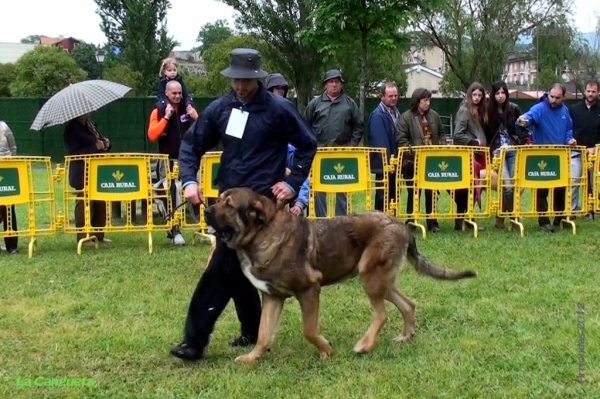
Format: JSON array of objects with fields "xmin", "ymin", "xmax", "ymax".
[
  {"xmin": 28, "ymin": 237, "xmax": 37, "ymax": 259},
  {"xmin": 148, "ymin": 232, "xmax": 153, "ymax": 254},
  {"xmin": 464, "ymin": 219, "xmax": 479, "ymax": 238},
  {"xmin": 560, "ymin": 218, "xmax": 577, "ymax": 235},
  {"xmin": 77, "ymin": 234, "xmax": 98, "ymax": 255},
  {"xmin": 407, "ymin": 221, "xmax": 426, "ymax": 239},
  {"xmin": 509, "ymin": 218, "xmax": 525, "ymax": 237}
]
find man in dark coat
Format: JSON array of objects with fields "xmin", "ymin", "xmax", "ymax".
[
  {"xmin": 63, "ymin": 114, "xmax": 112, "ymax": 245},
  {"xmin": 170, "ymin": 48, "xmax": 317, "ymax": 361}
]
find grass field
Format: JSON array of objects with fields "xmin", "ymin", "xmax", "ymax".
[{"xmin": 1, "ymin": 169, "xmax": 599, "ymax": 399}]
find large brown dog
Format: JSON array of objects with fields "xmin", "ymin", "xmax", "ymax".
[{"xmin": 204, "ymin": 187, "xmax": 476, "ymax": 364}]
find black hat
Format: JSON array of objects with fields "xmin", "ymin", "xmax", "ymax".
[
  {"xmin": 265, "ymin": 73, "xmax": 289, "ymax": 90},
  {"xmin": 220, "ymin": 48, "xmax": 268, "ymax": 79},
  {"xmin": 323, "ymin": 69, "xmax": 345, "ymax": 84}
]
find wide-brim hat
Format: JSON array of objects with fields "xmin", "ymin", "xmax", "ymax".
[
  {"xmin": 323, "ymin": 69, "xmax": 345, "ymax": 84},
  {"xmin": 220, "ymin": 48, "xmax": 268, "ymax": 79}
]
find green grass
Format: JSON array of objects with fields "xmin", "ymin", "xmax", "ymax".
[{"xmin": 1, "ymin": 170, "xmax": 599, "ymax": 399}]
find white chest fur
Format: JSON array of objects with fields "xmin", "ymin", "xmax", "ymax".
[{"xmin": 237, "ymin": 250, "xmax": 271, "ymax": 293}]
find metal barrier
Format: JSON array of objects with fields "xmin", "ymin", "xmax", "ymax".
[
  {"xmin": 0, "ymin": 156, "xmax": 58, "ymax": 257},
  {"xmin": 60, "ymin": 153, "xmax": 176, "ymax": 254},
  {"xmin": 391, "ymin": 145, "xmax": 492, "ymax": 238},
  {"xmin": 592, "ymin": 145, "xmax": 600, "ymax": 216},
  {"xmin": 307, "ymin": 147, "xmax": 389, "ymax": 218},
  {"xmin": 495, "ymin": 145, "xmax": 587, "ymax": 235}
]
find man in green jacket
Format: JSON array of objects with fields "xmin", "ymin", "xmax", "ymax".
[{"xmin": 304, "ymin": 69, "xmax": 364, "ymax": 217}]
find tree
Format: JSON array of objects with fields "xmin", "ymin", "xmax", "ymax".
[
  {"xmin": 0, "ymin": 64, "xmax": 16, "ymax": 97},
  {"xmin": 9, "ymin": 46, "xmax": 86, "ymax": 97},
  {"xmin": 197, "ymin": 19, "xmax": 233, "ymax": 54},
  {"xmin": 94, "ymin": 0, "xmax": 178, "ymax": 95},
  {"xmin": 20, "ymin": 35, "xmax": 40, "ymax": 44},
  {"xmin": 202, "ymin": 34, "xmax": 278, "ymax": 96},
  {"xmin": 419, "ymin": 0, "xmax": 572, "ymax": 93},
  {"xmin": 219, "ymin": 0, "xmax": 323, "ymax": 111},
  {"xmin": 102, "ymin": 64, "xmax": 144, "ymax": 96},
  {"xmin": 300, "ymin": 0, "xmax": 433, "ymax": 116},
  {"xmin": 71, "ymin": 43, "xmax": 102, "ymax": 80}
]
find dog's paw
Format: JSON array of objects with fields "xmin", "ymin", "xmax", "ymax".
[
  {"xmin": 393, "ymin": 330, "xmax": 415, "ymax": 343},
  {"xmin": 353, "ymin": 339, "xmax": 374, "ymax": 354},
  {"xmin": 235, "ymin": 354, "xmax": 259, "ymax": 364},
  {"xmin": 319, "ymin": 342, "xmax": 333, "ymax": 360}
]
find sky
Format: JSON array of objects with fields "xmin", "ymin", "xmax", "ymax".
[{"xmin": 1, "ymin": 0, "xmax": 599, "ymax": 51}]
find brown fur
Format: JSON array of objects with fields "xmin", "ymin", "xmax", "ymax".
[{"xmin": 204, "ymin": 187, "xmax": 476, "ymax": 364}]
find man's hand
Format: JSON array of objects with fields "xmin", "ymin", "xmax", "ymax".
[
  {"xmin": 95, "ymin": 141, "xmax": 106, "ymax": 150},
  {"xmin": 285, "ymin": 167, "xmax": 291, "ymax": 177},
  {"xmin": 165, "ymin": 104, "xmax": 174, "ymax": 119},
  {"xmin": 586, "ymin": 147, "xmax": 596, "ymax": 155},
  {"xmin": 289, "ymin": 205, "xmax": 303, "ymax": 216},
  {"xmin": 103, "ymin": 138, "xmax": 110, "ymax": 148},
  {"xmin": 184, "ymin": 183, "xmax": 203, "ymax": 205},
  {"xmin": 271, "ymin": 182, "xmax": 293, "ymax": 202},
  {"xmin": 187, "ymin": 105, "xmax": 198, "ymax": 120},
  {"xmin": 517, "ymin": 115, "xmax": 529, "ymax": 127},
  {"xmin": 568, "ymin": 138, "xmax": 577, "ymax": 146}
]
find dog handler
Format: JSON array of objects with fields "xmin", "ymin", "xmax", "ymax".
[{"xmin": 170, "ymin": 48, "xmax": 317, "ymax": 361}]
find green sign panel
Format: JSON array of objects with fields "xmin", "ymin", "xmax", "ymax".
[
  {"xmin": 211, "ymin": 163, "xmax": 220, "ymax": 190},
  {"xmin": 319, "ymin": 158, "xmax": 359, "ymax": 185},
  {"xmin": 424, "ymin": 156, "xmax": 462, "ymax": 182},
  {"xmin": 524, "ymin": 155, "xmax": 560, "ymax": 181},
  {"xmin": 0, "ymin": 168, "xmax": 20, "ymax": 197},
  {"xmin": 97, "ymin": 165, "xmax": 141, "ymax": 193}
]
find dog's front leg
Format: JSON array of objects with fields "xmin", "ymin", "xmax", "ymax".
[{"xmin": 235, "ymin": 294, "xmax": 284, "ymax": 364}]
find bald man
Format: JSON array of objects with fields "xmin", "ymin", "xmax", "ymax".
[{"xmin": 148, "ymin": 80, "xmax": 199, "ymax": 245}]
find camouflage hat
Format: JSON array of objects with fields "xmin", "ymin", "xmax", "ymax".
[{"xmin": 322, "ymin": 69, "xmax": 345, "ymax": 84}]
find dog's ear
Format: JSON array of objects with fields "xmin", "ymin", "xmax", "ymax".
[{"xmin": 246, "ymin": 199, "xmax": 268, "ymax": 225}]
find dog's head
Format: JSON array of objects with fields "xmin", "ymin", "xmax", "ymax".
[{"xmin": 204, "ymin": 187, "xmax": 279, "ymax": 248}]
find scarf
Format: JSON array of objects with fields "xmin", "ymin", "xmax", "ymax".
[
  {"xmin": 379, "ymin": 102, "xmax": 400, "ymax": 131},
  {"xmin": 414, "ymin": 111, "xmax": 433, "ymax": 146}
]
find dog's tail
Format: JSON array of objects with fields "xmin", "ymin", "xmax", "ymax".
[{"xmin": 406, "ymin": 234, "xmax": 476, "ymax": 280}]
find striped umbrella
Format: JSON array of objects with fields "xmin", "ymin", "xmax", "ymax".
[{"xmin": 30, "ymin": 80, "xmax": 132, "ymax": 131}]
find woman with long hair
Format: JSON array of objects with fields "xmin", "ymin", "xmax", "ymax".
[
  {"xmin": 452, "ymin": 82, "xmax": 488, "ymax": 231},
  {"xmin": 485, "ymin": 81, "xmax": 529, "ymax": 229}
]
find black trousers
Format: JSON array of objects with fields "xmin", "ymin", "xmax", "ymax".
[
  {"xmin": 406, "ymin": 185, "xmax": 438, "ymax": 229},
  {"xmin": 183, "ymin": 239, "xmax": 262, "ymax": 349},
  {"xmin": 536, "ymin": 187, "xmax": 566, "ymax": 226},
  {"xmin": 1, "ymin": 205, "xmax": 18, "ymax": 251},
  {"xmin": 374, "ymin": 172, "xmax": 396, "ymax": 212}
]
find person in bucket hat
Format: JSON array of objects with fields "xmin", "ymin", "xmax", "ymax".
[
  {"xmin": 304, "ymin": 68, "xmax": 363, "ymax": 217},
  {"xmin": 170, "ymin": 48, "xmax": 317, "ymax": 362}
]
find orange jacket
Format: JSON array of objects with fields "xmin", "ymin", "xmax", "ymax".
[{"xmin": 147, "ymin": 108, "xmax": 169, "ymax": 142}]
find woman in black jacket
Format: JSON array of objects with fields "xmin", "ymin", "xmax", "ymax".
[{"xmin": 485, "ymin": 81, "xmax": 529, "ymax": 229}]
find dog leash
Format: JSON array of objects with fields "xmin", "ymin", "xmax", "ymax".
[{"xmin": 164, "ymin": 198, "xmax": 205, "ymax": 222}]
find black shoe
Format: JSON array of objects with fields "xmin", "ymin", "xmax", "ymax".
[
  {"xmin": 170, "ymin": 342, "xmax": 204, "ymax": 361},
  {"xmin": 228, "ymin": 335, "xmax": 257, "ymax": 347},
  {"xmin": 8, "ymin": 249, "xmax": 18, "ymax": 254},
  {"xmin": 428, "ymin": 226, "xmax": 440, "ymax": 233},
  {"xmin": 540, "ymin": 224, "xmax": 555, "ymax": 233}
]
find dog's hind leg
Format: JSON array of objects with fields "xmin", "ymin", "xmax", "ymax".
[
  {"xmin": 297, "ymin": 285, "xmax": 333, "ymax": 360},
  {"xmin": 235, "ymin": 294, "xmax": 284, "ymax": 364},
  {"xmin": 353, "ymin": 253, "xmax": 390, "ymax": 354},
  {"xmin": 386, "ymin": 286, "xmax": 416, "ymax": 343}
]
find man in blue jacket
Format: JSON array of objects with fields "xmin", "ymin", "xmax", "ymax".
[
  {"xmin": 367, "ymin": 81, "xmax": 399, "ymax": 212},
  {"xmin": 517, "ymin": 83, "xmax": 577, "ymax": 232},
  {"xmin": 170, "ymin": 48, "xmax": 317, "ymax": 361}
]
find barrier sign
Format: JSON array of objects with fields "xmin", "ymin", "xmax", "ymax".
[
  {"xmin": 0, "ymin": 161, "xmax": 30, "ymax": 205},
  {"xmin": 312, "ymin": 149, "xmax": 369, "ymax": 193},
  {"xmin": 88, "ymin": 157, "xmax": 149, "ymax": 201},
  {"xmin": 200, "ymin": 152, "xmax": 221, "ymax": 198},
  {"xmin": 517, "ymin": 147, "xmax": 569, "ymax": 189},
  {"xmin": 417, "ymin": 148, "xmax": 472, "ymax": 190}
]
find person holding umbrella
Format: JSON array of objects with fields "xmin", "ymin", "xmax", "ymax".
[
  {"xmin": 29, "ymin": 81, "xmax": 132, "ymax": 246},
  {"xmin": 63, "ymin": 114, "xmax": 112, "ymax": 246}
]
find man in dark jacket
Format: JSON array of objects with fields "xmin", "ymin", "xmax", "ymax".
[
  {"xmin": 305, "ymin": 69, "xmax": 363, "ymax": 217},
  {"xmin": 569, "ymin": 79, "xmax": 600, "ymax": 219},
  {"xmin": 367, "ymin": 81, "xmax": 399, "ymax": 213},
  {"xmin": 63, "ymin": 114, "xmax": 112, "ymax": 245},
  {"xmin": 170, "ymin": 48, "xmax": 317, "ymax": 362},
  {"xmin": 147, "ymin": 80, "xmax": 198, "ymax": 245}
]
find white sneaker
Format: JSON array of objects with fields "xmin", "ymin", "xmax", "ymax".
[{"xmin": 173, "ymin": 233, "xmax": 185, "ymax": 246}]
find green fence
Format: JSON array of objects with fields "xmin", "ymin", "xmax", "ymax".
[{"xmin": 0, "ymin": 96, "xmax": 578, "ymax": 162}]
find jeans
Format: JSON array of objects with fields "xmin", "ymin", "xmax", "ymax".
[
  {"xmin": 374, "ymin": 172, "xmax": 397, "ymax": 212},
  {"xmin": 570, "ymin": 152, "xmax": 583, "ymax": 211},
  {"xmin": 500, "ymin": 150, "xmax": 517, "ymax": 213},
  {"xmin": 1, "ymin": 205, "xmax": 18, "ymax": 251},
  {"xmin": 314, "ymin": 192, "xmax": 347, "ymax": 217}
]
